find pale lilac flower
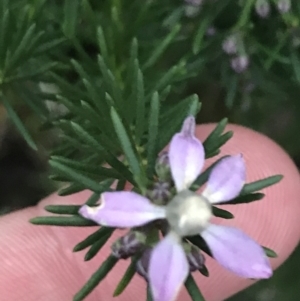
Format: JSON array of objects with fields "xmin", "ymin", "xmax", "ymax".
[
  {"xmin": 276, "ymin": 0, "xmax": 291, "ymax": 14},
  {"xmin": 231, "ymin": 55, "xmax": 249, "ymax": 73},
  {"xmin": 222, "ymin": 35, "xmax": 238, "ymax": 55},
  {"xmin": 206, "ymin": 26, "xmax": 217, "ymax": 37},
  {"xmin": 79, "ymin": 116, "xmax": 272, "ymax": 301},
  {"xmin": 184, "ymin": 0, "xmax": 203, "ymax": 17},
  {"xmin": 255, "ymin": 0, "xmax": 271, "ymax": 18},
  {"xmin": 136, "ymin": 247, "xmax": 152, "ymax": 280}
]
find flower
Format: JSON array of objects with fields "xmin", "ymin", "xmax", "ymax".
[
  {"xmin": 255, "ymin": 0, "xmax": 270, "ymax": 18},
  {"xmin": 276, "ymin": 0, "xmax": 291, "ymax": 14},
  {"xmin": 79, "ymin": 116, "xmax": 272, "ymax": 301},
  {"xmin": 184, "ymin": 0, "xmax": 203, "ymax": 18},
  {"xmin": 222, "ymin": 35, "xmax": 238, "ymax": 55},
  {"xmin": 230, "ymin": 55, "xmax": 249, "ymax": 73}
]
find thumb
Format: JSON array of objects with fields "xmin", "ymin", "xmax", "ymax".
[{"xmin": 0, "ymin": 124, "xmax": 299, "ymax": 301}]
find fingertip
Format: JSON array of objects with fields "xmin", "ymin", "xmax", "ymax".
[
  {"xmin": 188, "ymin": 123, "xmax": 300, "ymax": 301},
  {"xmin": 0, "ymin": 123, "xmax": 299, "ymax": 301}
]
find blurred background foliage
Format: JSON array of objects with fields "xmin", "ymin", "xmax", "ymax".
[{"xmin": 0, "ymin": 0, "xmax": 299, "ymax": 300}]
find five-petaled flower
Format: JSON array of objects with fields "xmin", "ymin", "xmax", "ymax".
[{"xmin": 79, "ymin": 116, "xmax": 272, "ymax": 301}]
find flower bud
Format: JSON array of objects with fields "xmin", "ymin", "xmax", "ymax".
[
  {"xmin": 155, "ymin": 152, "xmax": 171, "ymax": 181},
  {"xmin": 230, "ymin": 55, "xmax": 249, "ymax": 73},
  {"xmin": 276, "ymin": 0, "xmax": 291, "ymax": 14},
  {"xmin": 111, "ymin": 231, "xmax": 146, "ymax": 259},
  {"xmin": 184, "ymin": 0, "xmax": 203, "ymax": 18},
  {"xmin": 255, "ymin": 0, "xmax": 270, "ymax": 18},
  {"xmin": 186, "ymin": 245, "xmax": 205, "ymax": 272},
  {"xmin": 206, "ymin": 26, "xmax": 217, "ymax": 37},
  {"xmin": 222, "ymin": 35, "xmax": 238, "ymax": 55},
  {"xmin": 149, "ymin": 181, "xmax": 172, "ymax": 205},
  {"xmin": 136, "ymin": 248, "xmax": 152, "ymax": 281}
]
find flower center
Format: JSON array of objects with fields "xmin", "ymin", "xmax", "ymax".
[{"xmin": 165, "ymin": 190, "xmax": 212, "ymax": 237}]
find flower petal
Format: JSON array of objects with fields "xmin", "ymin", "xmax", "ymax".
[
  {"xmin": 79, "ymin": 191, "xmax": 166, "ymax": 228},
  {"xmin": 201, "ymin": 224, "xmax": 272, "ymax": 279},
  {"xmin": 169, "ymin": 116, "xmax": 205, "ymax": 192},
  {"xmin": 149, "ymin": 232, "xmax": 189, "ymax": 301},
  {"xmin": 202, "ymin": 154, "xmax": 246, "ymax": 204}
]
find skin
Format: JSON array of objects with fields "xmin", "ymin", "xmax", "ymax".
[{"xmin": 0, "ymin": 123, "xmax": 299, "ymax": 301}]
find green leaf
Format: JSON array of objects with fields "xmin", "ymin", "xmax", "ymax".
[
  {"xmin": 51, "ymin": 73, "xmax": 86, "ymax": 98},
  {"xmin": 152, "ymin": 65, "xmax": 179, "ymax": 92},
  {"xmin": 206, "ymin": 149, "xmax": 220, "ymax": 158},
  {"xmin": 85, "ymin": 232, "xmax": 114, "ymax": 261},
  {"xmin": 193, "ymin": 18, "xmax": 211, "ymax": 55},
  {"xmin": 5, "ymin": 62, "xmax": 57, "ymax": 83},
  {"xmin": 190, "ymin": 156, "xmax": 229, "ymax": 191},
  {"xmin": 82, "ymin": 0, "xmax": 97, "ymax": 29},
  {"xmin": 212, "ymin": 206, "xmax": 234, "ymax": 219},
  {"xmin": 110, "ymin": 107, "xmax": 146, "ymax": 189},
  {"xmin": 241, "ymin": 175, "xmax": 283, "ymax": 195},
  {"xmin": 185, "ymin": 274, "xmax": 205, "ymax": 301},
  {"xmin": 58, "ymin": 183, "xmax": 85, "ymax": 196},
  {"xmin": 97, "ymin": 27, "xmax": 109, "ymax": 67},
  {"xmin": 97, "ymin": 55, "xmax": 123, "ymax": 108},
  {"xmin": 70, "ymin": 122, "xmax": 133, "ymax": 182},
  {"xmin": 5, "ymin": 23, "xmax": 37, "ymax": 71},
  {"xmin": 30, "ymin": 216, "xmax": 96, "ymax": 227},
  {"xmin": 163, "ymin": 7, "xmax": 184, "ymax": 28},
  {"xmin": 45, "ymin": 205, "xmax": 80, "ymax": 215},
  {"xmin": 134, "ymin": 62, "xmax": 146, "ymax": 144},
  {"xmin": 73, "ymin": 37, "xmax": 95, "ymax": 65},
  {"xmin": 143, "ymin": 24, "xmax": 181, "ymax": 69},
  {"xmin": 56, "ymin": 96, "xmax": 82, "ymax": 116},
  {"xmin": 263, "ymin": 246, "xmax": 278, "ymax": 258},
  {"xmin": 113, "ymin": 256, "xmax": 139, "ymax": 296},
  {"xmin": 69, "ymin": 121, "xmax": 102, "ymax": 150},
  {"xmin": 2, "ymin": 95, "xmax": 37, "ymax": 150},
  {"xmin": 51, "ymin": 156, "xmax": 122, "ymax": 180},
  {"xmin": 71, "ymin": 59, "xmax": 92, "ymax": 83},
  {"xmin": 187, "ymin": 98, "xmax": 201, "ymax": 116},
  {"xmin": 85, "ymin": 192, "xmax": 101, "ymax": 206},
  {"xmin": 73, "ymin": 255, "xmax": 118, "ymax": 301},
  {"xmin": 205, "ymin": 131, "xmax": 233, "ymax": 159},
  {"xmin": 73, "ymin": 227, "xmax": 114, "ymax": 252},
  {"xmin": 34, "ymin": 37, "xmax": 66, "ymax": 55},
  {"xmin": 49, "ymin": 160, "xmax": 105, "ymax": 192},
  {"xmin": 225, "ymin": 193, "xmax": 265, "ymax": 205},
  {"xmin": 203, "ymin": 118, "xmax": 233, "ymax": 159},
  {"xmin": 82, "ymin": 79, "xmax": 101, "ymax": 110},
  {"xmin": 63, "ymin": 0, "xmax": 79, "ymax": 38},
  {"xmin": 125, "ymin": 38, "xmax": 139, "ymax": 99},
  {"xmin": 160, "ymin": 85, "xmax": 172, "ymax": 102},
  {"xmin": 147, "ymin": 92, "xmax": 160, "ymax": 177},
  {"xmin": 158, "ymin": 95, "xmax": 200, "ymax": 152},
  {"xmin": 116, "ymin": 178, "xmax": 126, "ymax": 191},
  {"xmin": 0, "ymin": 9, "xmax": 9, "ymax": 66},
  {"xmin": 203, "ymin": 118, "xmax": 228, "ymax": 154}
]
